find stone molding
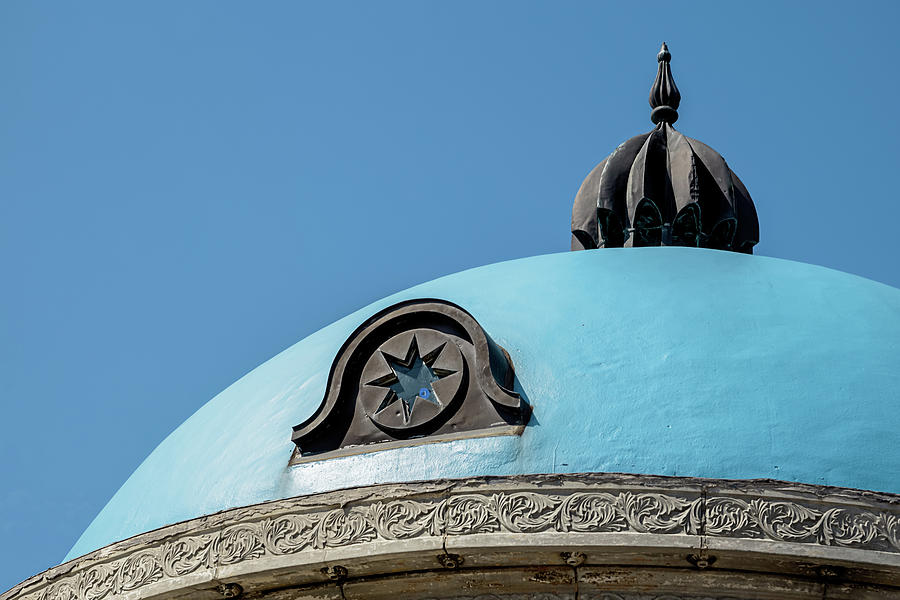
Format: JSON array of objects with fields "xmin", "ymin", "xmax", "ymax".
[
  {"xmin": 4, "ymin": 474, "xmax": 900, "ymax": 600},
  {"xmin": 421, "ymin": 596, "xmax": 742, "ymax": 600}
]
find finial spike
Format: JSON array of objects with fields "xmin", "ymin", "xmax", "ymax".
[
  {"xmin": 657, "ymin": 42, "xmax": 671, "ymax": 62},
  {"xmin": 649, "ymin": 42, "xmax": 680, "ymax": 125}
]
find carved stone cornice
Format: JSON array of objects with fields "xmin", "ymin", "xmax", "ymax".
[{"xmin": 4, "ymin": 474, "xmax": 900, "ymax": 600}]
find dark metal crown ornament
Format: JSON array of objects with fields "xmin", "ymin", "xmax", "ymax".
[{"xmin": 571, "ymin": 43, "xmax": 758, "ymax": 253}]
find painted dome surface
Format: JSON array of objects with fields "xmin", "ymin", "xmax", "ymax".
[{"xmin": 67, "ymin": 248, "xmax": 900, "ymax": 559}]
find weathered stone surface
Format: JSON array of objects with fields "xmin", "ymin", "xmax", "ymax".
[{"xmin": 4, "ymin": 474, "xmax": 900, "ymax": 600}]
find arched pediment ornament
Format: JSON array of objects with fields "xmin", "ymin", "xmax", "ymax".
[{"xmin": 290, "ymin": 299, "xmax": 530, "ymax": 463}]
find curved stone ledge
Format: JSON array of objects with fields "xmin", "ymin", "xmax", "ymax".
[{"xmin": 4, "ymin": 473, "xmax": 900, "ymax": 600}]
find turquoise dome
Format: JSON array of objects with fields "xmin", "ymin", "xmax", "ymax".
[{"xmin": 67, "ymin": 248, "xmax": 900, "ymax": 560}]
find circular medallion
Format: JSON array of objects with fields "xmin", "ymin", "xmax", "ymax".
[{"xmin": 358, "ymin": 329, "xmax": 465, "ymax": 434}]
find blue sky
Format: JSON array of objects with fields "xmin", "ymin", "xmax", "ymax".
[{"xmin": 2, "ymin": 0, "xmax": 899, "ymax": 591}]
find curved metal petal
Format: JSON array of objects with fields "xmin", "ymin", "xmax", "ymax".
[
  {"xmin": 665, "ymin": 124, "xmax": 699, "ymax": 214},
  {"xmin": 732, "ymin": 172, "xmax": 759, "ymax": 253},
  {"xmin": 571, "ymin": 157, "xmax": 606, "ymax": 250},
  {"xmin": 627, "ymin": 126, "xmax": 675, "ymax": 227}
]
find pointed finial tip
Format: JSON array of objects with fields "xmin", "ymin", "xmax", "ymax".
[
  {"xmin": 657, "ymin": 42, "xmax": 671, "ymax": 63},
  {"xmin": 649, "ymin": 42, "xmax": 680, "ymax": 124}
]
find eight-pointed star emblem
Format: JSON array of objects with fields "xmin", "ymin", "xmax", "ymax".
[{"xmin": 366, "ymin": 335, "xmax": 457, "ymax": 424}]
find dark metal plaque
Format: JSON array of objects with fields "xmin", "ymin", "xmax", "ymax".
[{"xmin": 290, "ymin": 299, "xmax": 530, "ymax": 462}]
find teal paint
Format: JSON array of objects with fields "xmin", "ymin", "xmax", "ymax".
[{"xmin": 67, "ymin": 249, "xmax": 900, "ymax": 560}]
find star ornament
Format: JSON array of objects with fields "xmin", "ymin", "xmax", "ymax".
[{"xmin": 366, "ymin": 335, "xmax": 457, "ymax": 424}]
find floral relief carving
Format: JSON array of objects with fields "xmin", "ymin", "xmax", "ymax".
[
  {"xmin": 496, "ymin": 492, "xmax": 562, "ymax": 533},
  {"xmin": 880, "ymin": 513, "xmax": 900, "ymax": 550},
  {"xmin": 217, "ymin": 525, "xmax": 265, "ymax": 565},
  {"xmin": 161, "ymin": 534, "xmax": 214, "ymax": 576},
  {"xmin": 562, "ymin": 492, "xmax": 629, "ymax": 533},
  {"xmin": 8, "ymin": 477, "xmax": 900, "ymax": 600},
  {"xmin": 439, "ymin": 495, "xmax": 501, "ymax": 535},
  {"xmin": 319, "ymin": 507, "xmax": 377, "ymax": 547},
  {"xmin": 617, "ymin": 493, "xmax": 698, "ymax": 534},
  {"xmin": 116, "ymin": 552, "xmax": 162, "ymax": 591},
  {"xmin": 262, "ymin": 514, "xmax": 318, "ymax": 554},
  {"xmin": 817, "ymin": 508, "xmax": 880, "ymax": 547},
  {"xmin": 369, "ymin": 499, "xmax": 435, "ymax": 539},
  {"xmin": 703, "ymin": 497, "xmax": 753, "ymax": 537},
  {"xmin": 76, "ymin": 565, "xmax": 115, "ymax": 600},
  {"xmin": 38, "ymin": 583, "xmax": 79, "ymax": 600}
]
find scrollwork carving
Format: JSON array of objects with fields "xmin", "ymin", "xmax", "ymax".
[
  {"xmin": 749, "ymin": 499, "xmax": 821, "ymax": 543},
  {"xmin": 369, "ymin": 499, "xmax": 436, "ymax": 539},
  {"xmin": 703, "ymin": 497, "xmax": 754, "ymax": 537},
  {"xmin": 217, "ymin": 525, "xmax": 264, "ymax": 565},
  {"xmin": 879, "ymin": 512, "xmax": 900, "ymax": 551},
  {"xmin": 39, "ymin": 583, "xmax": 79, "ymax": 600},
  {"xmin": 817, "ymin": 507, "xmax": 880, "ymax": 547},
  {"xmin": 7, "ymin": 475, "xmax": 900, "ymax": 600},
  {"xmin": 438, "ymin": 494, "xmax": 500, "ymax": 535},
  {"xmin": 617, "ymin": 492, "xmax": 697, "ymax": 534},
  {"xmin": 317, "ymin": 508, "xmax": 376, "ymax": 548},
  {"xmin": 76, "ymin": 565, "xmax": 115, "ymax": 600},
  {"xmin": 495, "ymin": 492, "xmax": 560, "ymax": 533},
  {"xmin": 559, "ymin": 493, "xmax": 627, "ymax": 533},
  {"xmin": 262, "ymin": 514, "xmax": 317, "ymax": 554},
  {"xmin": 116, "ymin": 552, "xmax": 162, "ymax": 591},
  {"xmin": 161, "ymin": 534, "xmax": 214, "ymax": 576}
]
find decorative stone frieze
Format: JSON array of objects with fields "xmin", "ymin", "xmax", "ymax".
[{"xmin": 4, "ymin": 474, "xmax": 900, "ymax": 600}]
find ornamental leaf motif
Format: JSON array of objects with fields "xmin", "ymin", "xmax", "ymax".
[
  {"xmin": 617, "ymin": 492, "xmax": 695, "ymax": 534},
  {"xmin": 749, "ymin": 499, "xmax": 820, "ymax": 543},
  {"xmin": 262, "ymin": 514, "xmax": 317, "ymax": 554},
  {"xmin": 494, "ymin": 492, "xmax": 560, "ymax": 533},
  {"xmin": 9, "ymin": 477, "xmax": 900, "ymax": 600},
  {"xmin": 318, "ymin": 508, "xmax": 376, "ymax": 547},
  {"xmin": 437, "ymin": 495, "xmax": 500, "ymax": 535},
  {"xmin": 217, "ymin": 525, "xmax": 264, "ymax": 564},
  {"xmin": 368, "ymin": 499, "xmax": 435, "ymax": 539},
  {"xmin": 76, "ymin": 565, "xmax": 115, "ymax": 600},
  {"xmin": 116, "ymin": 552, "xmax": 162, "ymax": 591},
  {"xmin": 879, "ymin": 513, "xmax": 900, "ymax": 551},
  {"xmin": 41, "ymin": 583, "xmax": 78, "ymax": 600},
  {"xmin": 704, "ymin": 497, "xmax": 755, "ymax": 537},
  {"xmin": 818, "ymin": 508, "xmax": 880, "ymax": 547},
  {"xmin": 162, "ymin": 535, "xmax": 214, "ymax": 575},
  {"xmin": 559, "ymin": 493, "xmax": 627, "ymax": 533}
]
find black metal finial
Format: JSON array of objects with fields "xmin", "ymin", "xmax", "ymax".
[{"xmin": 649, "ymin": 42, "xmax": 681, "ymax": 125}]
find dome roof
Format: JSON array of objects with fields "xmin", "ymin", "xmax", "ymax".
[
  {"xmin": 67, "ymin": 248, "xmax": 900, "ymax": 560},
  {"xmin": 571, "ymin": 43, "xmax": 759, "ymax": 253}
]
